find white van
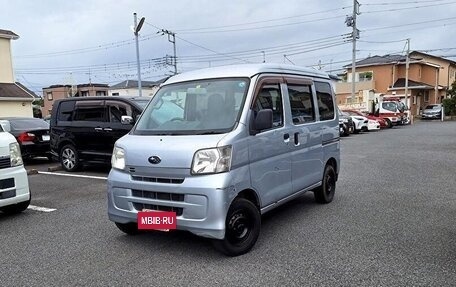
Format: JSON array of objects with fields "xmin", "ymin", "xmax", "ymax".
[
  {"xmin": 0, "ymin": 121, "xmax": 31, "ymax": 214},
  {"xmin": 108, "ymin": 64, "xmax": 340, "ymax": 256}
]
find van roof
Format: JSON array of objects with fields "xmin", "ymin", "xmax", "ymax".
[{"xmin": 164, "ymin": 64, "xmax": 330, "ymax": 85}]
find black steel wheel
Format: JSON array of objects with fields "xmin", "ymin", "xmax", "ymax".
[
  {"xmin": 314, "ymin": 164, "xmax": 336, "ymax": 204},
  {"xmin": 213, "ymin": 198, "xmax": 261, "ymax": 256},
  {"xmin": 115, "ymin": 222, "xmax": 139, "ymax": 235}
]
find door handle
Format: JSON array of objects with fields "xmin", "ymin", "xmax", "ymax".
[
  {"xmin": 294, "ymin": 132, "xmax": 300, "ymax": 146},
  {"xmin": 94, "ymin": 127, "xmax": 103, "ymax": 131},
  {"xmin": 104, "ymin": 128, "xmax": 113, "ymax": 132},
  {"xmin": 283, "ymin": 133, "xmax": 290, "ymax": 143}
]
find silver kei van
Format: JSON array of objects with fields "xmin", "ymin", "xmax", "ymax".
[{"xmin": 107, "ymin": 64, "xmax": 340, "ymax": 256}]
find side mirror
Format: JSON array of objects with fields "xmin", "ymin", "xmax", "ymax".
[
  {"xmin": 250, "ymin": 109, "xmax": 273, "ymax": 135},
  {"xmin": 0, "ymin": 120, "xmax": 11, "ymax": 132},
  {"xmin": 121, "ymin": 115, "xmax": 134, "ymax": 125}
]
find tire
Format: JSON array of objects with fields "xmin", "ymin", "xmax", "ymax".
[
  {"xmin": 213, "ymin": 198, "xmax": 261, "ymax": 256},
  {"xmin": 115, "ymin": 222, "xmax": 139, "ymax": 235},
  {"xmin": 314, "ymin": 165, "xmax": 336, "ymax": 204},
  {"xmin": 60, "ymin": 144, "xmax": 80, "ymax": 172},
  {"xmin": 384, "ymin": 118, "xmax": 393, "ymax": 128},
  {"xmin": 1, "ymin": 191, "xmax": 31, "ymax": 214}
]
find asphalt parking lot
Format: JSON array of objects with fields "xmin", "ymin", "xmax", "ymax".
[{"xmin": 1, "ymin": 120, "xmax": 455, "ymax": 286}]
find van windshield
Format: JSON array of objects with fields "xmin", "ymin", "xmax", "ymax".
[{"xmin": 133, "ymin": 78, "xmax": 249, "ymax": 135}]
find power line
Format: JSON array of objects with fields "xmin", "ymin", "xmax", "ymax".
[
  {"xmin": 363, "ymin": 1, "xmax": 456, "ymax": 13},
  {"xmin": 362, "ymin": 16, "xmax": 456, "ymax": 32},
  {"xmin": 362, "ymin": 0, "xmax": 451, "ymax": 5},
  {"xmin": 173, "ymin": 6, "xmax": 351, "ymax": 32}
]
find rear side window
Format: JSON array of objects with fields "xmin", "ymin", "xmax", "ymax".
[
  {"xmin": 57, "ymin": 101, "xmax": 75, "ymax": 121},
  {"xmin": 287, "ymin": 84, "xmax": 315, "ymax": 125},
  {"xmin": 73, "ymin": 101, "xmax": 106, "ymax": 122},
  {"xmin": 315, "ymin": 82, "xmax": 335, "ymax": 121}
]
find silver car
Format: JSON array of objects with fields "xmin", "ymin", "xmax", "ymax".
[{"xmin": 107, "ymin": 64, "xmax": 340, "ymax": 256}]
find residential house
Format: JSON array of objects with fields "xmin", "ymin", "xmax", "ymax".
[
  {"xmin": 42, "ymin": 83, "xmax": 109, "ymax": 117},
  {"xmin": 336, "ymin": 52, "xmax": 456, "ymax": 116},
  {"xmin": 108, "ymin": 79, "xmax": 167, "ymax": 97},
  {"xmin": 0, "ymin": 29, "xmax": 37, "ymax": 117}
]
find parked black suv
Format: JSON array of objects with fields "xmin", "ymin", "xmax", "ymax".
[{"xmin": 50, "ymin": 96, "xmax": 149, "ymax": 171}]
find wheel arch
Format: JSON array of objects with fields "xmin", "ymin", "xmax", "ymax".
[
  {"xmin": 325, "ymin": 157, "xmax": 338, "ymax": 181},
  {"xmin": 235, "ymin": 189, "xmax": 261, "ymax": 211}
]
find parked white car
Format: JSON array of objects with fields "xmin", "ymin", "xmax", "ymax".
[
  {"xmin": 342, "ymin": 111, "xmax": 380, "ymax": 132},
  {"xmin": 0, "ymin": 121, "xmax": 31, "ymax": 214}
]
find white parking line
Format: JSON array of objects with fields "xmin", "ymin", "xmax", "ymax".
[
  {"xmin": 27, "ymin": 205, "xmax": 57, "ymax": 213},
  {"xmin": 37, "ymin": 171, "xmax": 107, "ymax": 180}
]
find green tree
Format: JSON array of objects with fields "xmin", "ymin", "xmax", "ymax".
[{"xmin": 443, "ymin": 80, "xmax": 456, "ymax": 116}]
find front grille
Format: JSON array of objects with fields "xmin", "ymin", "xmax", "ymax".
[
  {"xmin": 133, "ymin": 203, "xmax": 183, "ymax": 216},
  {"xmin": 132, "ymin": 175, "xmax": 184, "ymax": 184},
  {"xmin": 0, "ymin": 157, "xmax": 11, "ymax": 170},
  {"xmin": 0, "ymin": 178, "xmax": 14, "ymax": 190},
  {"xmin": 132, "ymin": 189, "xmax": 184, "ymax": 202}
]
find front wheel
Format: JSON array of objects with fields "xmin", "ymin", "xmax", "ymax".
[
  {"xmin": 384, "ymin": 118, "xmax": 393, "ymax": 128},
  {"xmin": 213, "ymin": 198, "xmax": 261, "ymax": 256},
  {"xmin": 314, "ymin": 165, "xmax": 336, "ymax": 204},
  {"xmin": 115, "ymin": 222, "xmax": 139, "ymax": 235},
  {"xmin": 60, "ymin": 144, "xmax": 80, "ymax": 172}
]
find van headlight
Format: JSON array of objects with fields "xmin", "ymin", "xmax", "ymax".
[
  {"xmin": 9, "ymin": 142, "xmax": 23, "ymax": 167},
  {"xmin": 111, "ymin": 146, "xmax": 125, "ymax": 170},
  {"xmin": 191, "ymin": 146, "xmax": 232, "ymax": 175}
]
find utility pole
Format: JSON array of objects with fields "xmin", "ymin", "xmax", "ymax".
[
  {"xmin": 404, "ymin": 38, "xmax": 411, "ymax": 123},
  {"xmin": 346, "ymin": 0, "xmax": 360, "ymax": 102},
  {"xmin": 160, "ymin": 29, "xmax": 177, "ymax": 74},
  {"xmin": 133, "ymin": 13, "xmax": 145, "ymax": 97}
]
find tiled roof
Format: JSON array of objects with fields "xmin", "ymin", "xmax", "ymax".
[
  {"xmin": 0, "ymin": 29, "xmax": 19, "ymax": 39},
  {"xmin": 0, "ymin": 83, "xmax": 36, "ymax": 100},
  {"xmin": 110, "ymin": 78, "xmax": 168, "ymax": 89},
  {"xmin": 391, "ymin": 78, "xmax": 434, "ymax": 89}
]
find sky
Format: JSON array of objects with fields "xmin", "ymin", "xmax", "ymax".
[{"xmin": 1, "ymin": 0, "xmax": 456, "ymax": 96}]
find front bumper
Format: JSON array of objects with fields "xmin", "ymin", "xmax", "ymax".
[
  {"xmin": 0, "ymin": 165, "xmax": 30, "ymax": 208},
  {"xmin": 107, "ymin": 167, "xmax": 248, "ymax": 240}
]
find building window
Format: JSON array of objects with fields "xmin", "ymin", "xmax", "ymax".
[
  {"xmin": 418, "ymin": 68, "xmax": 422, "ymax": 79},
  {"xmin": 47, "ymin": 92, "xmax": 53, "ymax": 101},
  {"xmin": 96, "ymin": 91, "xmax": 106, "ymax": 96},
  {"xmin": 413, "ymin": 96, "xmax": 416, "ymax": 105},
  {"xmin": 424, "ymin": 91, "xmax": 429, "ymax": 103},
  {"xmin": 358, "ymin": 71, "xmax": 373, "ymax": 82},
  {"xmin": 112, "ymin": 92, "xmax": 120, "ymax": 96},
  {"xmin": 81, "ymin": 91, "xmax": 89, "ymax": 97}
]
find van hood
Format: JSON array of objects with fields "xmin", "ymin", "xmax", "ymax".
[{"xmin": 116, "ymin": 133, "xmax": 227, "ymax": 169}]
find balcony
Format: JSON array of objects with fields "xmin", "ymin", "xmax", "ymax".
[{"xmin": 335, "ymin": 80, "xmax": 375, "ymax": 94}]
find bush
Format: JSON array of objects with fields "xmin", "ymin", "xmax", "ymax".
[{"xmin": 443, "ymin": 97, "xmax": 456, "ymax": 116}]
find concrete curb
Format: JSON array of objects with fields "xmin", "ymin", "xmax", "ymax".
[
  {"xmin": 47, "ymin": 165, "xmax": 63, "ymax": 172},
  {"xmin": 27, "ymin": 169, "xmax": 38, "ymax": 175}
]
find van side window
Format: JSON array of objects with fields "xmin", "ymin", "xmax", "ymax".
[
  {"xmin": 287, "ymin": 84, "xmax": 315, "ymax": 125},
  {"xmin": 315, "ymin": 82, "xmax": 335, "ymax": 121},
  {"xmin": 73, "ymin": 101, "xmax": 106, "ymax": 122},
  {"xmin": 57, "ymin": 101, "xmax": 75, "ymax": 121},
  {"xmin": 106, "ymin": 101, "xmax": 132, "ymax": 123},
  {"xmin": 254, "ymin": 84, "xmax": 283, "ymax": 128}
]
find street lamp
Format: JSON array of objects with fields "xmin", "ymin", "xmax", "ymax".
[{"xmin": 133, "ymin": 13, "xmax": 145, "ymax": 97}]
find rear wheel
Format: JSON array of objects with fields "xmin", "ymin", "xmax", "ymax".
[
  {"xmin": 60, "ymin": 144, "xmax": 80, "ymax": 172},
  {"xmin": 213, "ymin": 198, "xmax": 261, "ymax": 256},
  {"xmin": 115, "ymin": 222, "xmax": 139, "ymax": 235},
  {"xmin": 314, "ymin": 165, "xmax": 336, "ymax": 204}
]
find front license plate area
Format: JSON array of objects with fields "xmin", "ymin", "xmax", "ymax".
[{"xmin": 137, "ymin": 210, "xmax": 176, "ymax": 231}]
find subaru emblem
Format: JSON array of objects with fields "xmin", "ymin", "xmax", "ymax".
[{"xmin": 148, "ymin": 156, "xmax": 161, "ymax": 164}]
